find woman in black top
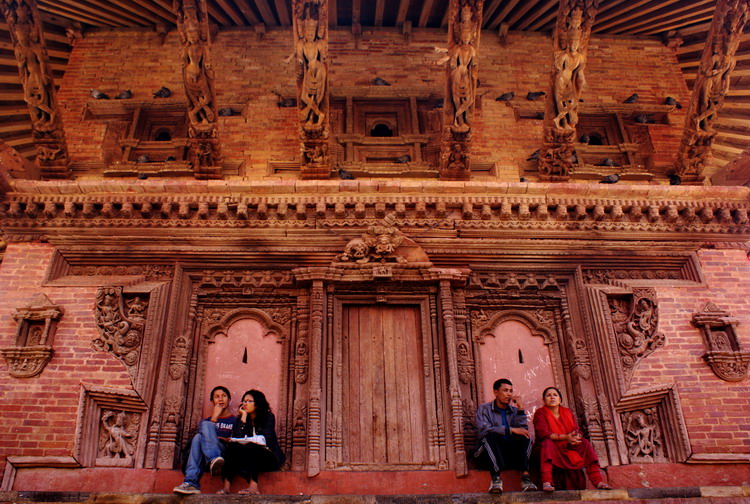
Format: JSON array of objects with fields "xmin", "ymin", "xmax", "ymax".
[{"xmin": 220, "ymin": 389, "xmax": 285, "ymax": 494}]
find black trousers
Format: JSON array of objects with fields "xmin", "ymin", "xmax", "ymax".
[
  {"xmin": 222, "ymin": 442, "xmax": 280, "ymax": 483},
  {"xmin": 475, "ymin": 431, "xmax": 532, "ymax": 477}
]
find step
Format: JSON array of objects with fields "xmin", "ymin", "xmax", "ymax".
[{"xmin": 1, "ymin": 487, "xmax": 750, "ymax": 504}]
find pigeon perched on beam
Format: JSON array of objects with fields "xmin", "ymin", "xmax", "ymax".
[
  {"xmin": 600, "ymin": 173, "xmax": 620, "ymax": 184},
  {"xmin": 153, "ymin": 86, "xmax": 171, "ymax": 98},
  {"xmin": 495, "ymin": 92, "xmax": 514, "ymax": 102},
  {"xmin": 114, "ymin": 89, "xmax": 132, "ymax": 100},
  {"xmin": 526, "ymin": 149, "xmax": 540, "ymax": 161},
  {"xmin": 669, "ymin": 174, "xmax": 682, "ymax": 185},
  {"xmin": 136, "ymin": 155, "xmax": 151, "ymax": 163},
  {"xmin": 338, "ymin": 168, "xmax": 355, "ymax": 180},
  {"xmin": 372, "ymin": 77, "xmax": 391, "ymax": 86},
  {"xmin": 579, "ymin": 134, "xmax": 590, "ymax": 144},
  {"xmin": 623, "ymin": 93, "xmax": 639, "ymax": 104},
  {"xmin": 526, "ymin": 91, "xmax": 546, "ymax": 101},
  {"xmin": 634, "ymin": 114, "xmax": 655, "ymax": 124},
  {"xmin": 394, "ymin": 155, "xmax": 411, "ymax": 164},
  {"xmin": 664, "ymin": 96, "xmax": 683, "ymax": 109},
  {"xmin": 90, "ymin": 89, "xmax": 110, "ymax": 99},
  {"xmin": 598, "ymin": 158, "xmax": 618, "ymax": 167},
  {"xmin": 218, "ymin": 108, "xmax": 238, "ymax": 116}
]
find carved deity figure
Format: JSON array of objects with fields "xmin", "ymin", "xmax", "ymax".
[
  {"xmin": 176, "ymin": 0, "xmax": 216, "ymax": 126},
  {"xmin": 552, "ymin": 7, "xmax": 587, "ymax": 130},
  {"xmin": 101, "ymin": 410, "xmax": 136, "ymax": 459},
  {"xmin": 293, "ymin": 2, "xmax": 327, "ymax": 132},
  {"xmin": 623, "ymin": 409, "xmax": 662, "ymax": 461},
  {"xmin": 1, "ymin": 0, "xmax": 56, "ymax": 132},
  {"xmin": 447, "ymin": 5, "xmax": 478, "ymax": 133}
]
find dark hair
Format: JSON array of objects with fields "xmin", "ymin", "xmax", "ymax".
[
  {"xmin": 542, "ymin": 386, "xmax": 563, "ymax": 401},
  {"xmin": 493, "ymin": 378, "xmax": 513, "ymax": 390},
  {"xmin": 210, "ymin": 385, "xmax": 231, "ymax": 402},
  {"xmin": 243, "ymin": 389, "xmax": 271, "ymax": 424}
]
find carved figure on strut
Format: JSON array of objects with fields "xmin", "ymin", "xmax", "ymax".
[
  {"xmin": 177, "ymin": 0, "xmax": 216, "ymax": 126},
  {"xmin": 552, "ymin": 7, "xmax": 586, "ymax": 130},
  {"xmin": 292, "ymin": 2, "xmax": 327, "ymax": 132},
  {"xmin": 439, "ymin": 4, "xmax": 478, "ymax": 133}
]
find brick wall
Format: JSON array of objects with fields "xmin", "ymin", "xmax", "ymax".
[
  {"xmin": 58, "ymin": 28, "xmax": 688, "ymax": 178},
  {"xmin": 630, "ymin": 249, "xmax": 750, "ymax": 456},
  {"xmin": 0, "ymin": 243, "xmax": 132, "ymax": 480}
]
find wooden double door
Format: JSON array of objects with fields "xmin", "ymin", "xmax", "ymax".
[{"xmin": 327, "ymin": 301, "xmax": 447, "ymax": 470}]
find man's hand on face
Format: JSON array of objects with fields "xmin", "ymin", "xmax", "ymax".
[
  {"xmin": 511, "ymin": 427, "xmax": 530, "ymax": 438},
  {"xmin": 511, "ymin": 393, "xmax": 524, "ymax": 410},
  {"xmin": 210, "ymin": 403, "xmax": 224, "ymax": 422}
]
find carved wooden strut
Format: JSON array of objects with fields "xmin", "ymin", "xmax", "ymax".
[
  {"xmin": 674, "ymin": 0, "xmax": 750, "ymax": 183},
  {"xmin": 0, "ymin": 0, "xmax": 71, "ymax": 178},
  {"xmin": 174, "ymin": 0, "xmax": 223, "ymax": 179},
  {"xmin": 539, "ymin": 0, "xmax": 599, "ymax": 181},
  {"xmin": 292, "ymin": 0, "xmax": 331, "ymax": 179},
  {"xmin": 439, "ymin": 0, "xmax": 483, "ymax": 180}
]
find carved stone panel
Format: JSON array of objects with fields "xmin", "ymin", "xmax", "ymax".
[
  {"xmin": 1, "ymin": 293, "xmax": 63, "ymax": 378},
  {"xmin": 692, "ymin": 302, "xmax": 750, "ymax": 381},
  {"xmin": 98, "ymin": 409, "xmax": 141, "ymax": 467}
]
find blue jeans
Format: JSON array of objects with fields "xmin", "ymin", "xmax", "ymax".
[{"xmin": 183, "ymin": 420, "xmax": 225, "ymax": 488}]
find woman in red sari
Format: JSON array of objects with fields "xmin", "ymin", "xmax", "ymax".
[{"xmin": 533, "ymin": 387, "xmax": 613, "ymax": 492}]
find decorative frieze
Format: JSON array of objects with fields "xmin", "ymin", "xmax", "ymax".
[
  {"xmin": 692, "ymin": 302, "xmax": 750, "ymax": 381},
  {"xmin": 0, "ymin": 293, "xmax": 62, "ymax": 378},
  {"xmin": 608, "ymin": 288, "xmax": 665, "ymax": 378}
]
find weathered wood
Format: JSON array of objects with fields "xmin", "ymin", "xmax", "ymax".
[
  {"xmin": 538, "ymin": 0, "xmax": 600, "ymax": 181},
  {"xmin": 1, "ymin": 0, "xmax": 71, "ymax": 178},
  {"xmin": 674, "ymin": 0, "xmax": 750, "ymax": 182}
]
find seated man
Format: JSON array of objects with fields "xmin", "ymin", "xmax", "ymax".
[
  {"xmin": 173, "ymin": 385, "xmax": 237, "ymax": 495},
  {"xmin": 474, "ymin": 378, "xmax": 538, "ymax": 494}
]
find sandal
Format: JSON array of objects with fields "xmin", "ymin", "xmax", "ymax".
[
  {"xmin": 542, "ymin": 482, "xmax": 555, "ymax": 492},
  {"xmin": 596, "ymin": 482, "xmax": 613, "ymax": 490}
]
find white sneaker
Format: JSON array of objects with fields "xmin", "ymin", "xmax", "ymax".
[
  {"xmin": 173, "ymin": 482, "xmax": 201, "ymax": 494},
  {"xmin": 209, "ymin": 456, "xmax": 224, "ymax": 476}
]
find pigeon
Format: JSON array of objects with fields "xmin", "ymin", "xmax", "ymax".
[
  {"xmin": 669, "ymin": 174, "xmax": 682, "ymax": 185},
  {"xmin": 495, "ymin": 92, "xmax": 514, "ymax": 102},
  {"xmin": 372, "ymin": 77, "xmax": 391, "ymax": 86},
  {"xmin": 535, "ymin": 112, "xmax": 545, "ymax": 120},
  {"xmin": 598, "ymin": 158, "xmax": 618, "ymax": 167},
  {"xmin": 136, "ymin": 155, "xmax": 151, "ymax": 163},
  {"xmin": 600, "ymin": 173, "xmax": 620, "ymax": 184},
  {"xmin": 579, "ymin": 134, "xmax": 590, "ymax": 144},
  {"xmin": 623, "ymin": 93, "xmax": 639, "ymax": 104},
  {"xmin": 114, "ymin": 89, "xmax": 132, "ymax": 99},
  {"xmin": 634, "ymin": 114, "xmax": 655, "ymax": 124},
  {"xmin": 165, "ymin": 155, "xmax": 176, "ymax": 161},
  {"xmin": 665, "ymin": 96, "xmax": 683, "ymax": 109},
  {"xmin": 338, "ymin": 168, "xmax": 355, "ymax": 180},
  {"xmin": 153, "ymin": 86, "xmax": 171, "ymax": 98},
  {"xmin": 519, "ymin": 177, "xmax": 527, "ymax": 182},
  {"xmin": 434, "ymin": 99, "xmax": 444, "ymax": 109},
  {"xmin": 527, "ymin": 91, "xmax": 546, "ymax": 101},
  {"xmin": 90, "ymin": 89, "xmax": 110, "ymax": 99},
  {"xmin": 395, "ymin": 154, "xmax": 411, "ymax": 164},
  {"xmin": 137, "ymin": 172, "xmax": 149, "ymax": 180},
  {"xmin": 571, "ymin": 151, "xmax": 578, "ymax": 164},
  {"xmin": 218, "ymin": 107, "xmax": 237, "ymax": 116},
  {"xmin": 526, "ymin": 149, "xmax": 540, "ymax": 161}
]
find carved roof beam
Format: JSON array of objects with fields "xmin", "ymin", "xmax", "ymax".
[
  {"xmin": 538, "ymin": 0, "xmax": 600, "ymax": 182},
  {"xmin": 439, "ymin": 0, "xmax": 483, "ymax": 180},
  {"xmin": 418, "ymin": 0, "xmax": 434, "ymax": 27},
  {"xmin": 396, "ymin": 0, "xmax": 410, "ymax": 25},
  {"xmin": 597, "ymin": 0, "xmax": 696, "ymax": 34},
  {"xmin": 54, "ymin": 0, "xmax": 146, "ymax": 26},
  {"xmin": 233, "ymin": 0, "xmax": 262, "ymax": 24},
  {"xmin": 292, "ymin": 0, "xmax": 331, "ymax": 179},
  {"xmin": 674, "ymin": 0, "xmax": 750, "ymax": 184},
  {"xmin": 637, "ymin": 8, "xmax": 716, "ymax": 36},
  {"xmin": 174, "ymin": 0, "xmax": 223, "ymax": 179},
  {"xmin": 37, "ymin": 2, "xmax": 120, "ymax": 28},
  {"xmin": 1, "ymin": 0, "xmax": 71, "ymax": 178},
  {"xmin": 486, "ymin": 0, "xmax": 519, "ymax": 30},
  {"xmin": 515, "ymin": 0, "xmax": 557, "ymax": 31},
  {"xmin": 255, "ymin": 0, "xmax": 278, "ymax": 25},
  {"xmin": 711, "ymin": 147, "xmax": 750, "ymax": 185}
]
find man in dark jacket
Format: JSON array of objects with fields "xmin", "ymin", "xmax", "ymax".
[{"xmin": 475, "ymin": 378, "xmax": 538, "ymax": 494}]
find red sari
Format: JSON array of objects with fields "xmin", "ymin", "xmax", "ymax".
[{"xmin": 533, "ymin": 405, "xmax": 603, "ymax": 489}]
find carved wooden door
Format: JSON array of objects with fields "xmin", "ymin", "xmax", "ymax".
[{"xmin": 339, "ymin": 304, "xmax": 431, "ymax": 468}]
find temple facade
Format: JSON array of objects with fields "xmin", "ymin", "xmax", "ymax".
[{"xmin": 0, "ymin": 0, "xmax": 749, "ymax": 494}]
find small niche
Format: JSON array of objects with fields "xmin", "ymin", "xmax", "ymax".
[{"xmin": 370, "ymin": 123, "xmax": 394, "ymax": 137}]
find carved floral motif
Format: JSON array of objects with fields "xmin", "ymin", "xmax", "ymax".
[
  {"xmin": 92, "ymin": 287, "xmax": 149, "ymax": 380},
  {"xmin": 608, "ymin": 289, "xmax": 665, "ymax": 375}
]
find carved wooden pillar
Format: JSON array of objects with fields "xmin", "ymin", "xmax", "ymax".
[
  {"xmin": 174, "ymin": 0, "xmax": 223, "ymax": 179},
  {"xmin": 307, "ymin": 279, "xmax": 325, "ymax": 476},
  {"xmin": 292, "ymin": 0, "xmax": 331, "ymax": 179},
  {"xmin": 439, "ymin": 278, "xmax": 468, "ymax": 476},
  {"xmin": 538, "ymin": 0, "xmax": 599, "ymax": 181},
  {"xmin": 439, "ymin": 0, "xmax": 483, "ymax": 180},
  {"xmin": 674, "ymin": 0, "xmax": 750, "ymax": 183},
  {"xmin": 0, "ymin": 0, "xmax": 71, "ymax": 179}
]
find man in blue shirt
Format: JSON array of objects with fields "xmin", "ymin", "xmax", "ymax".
[
  {"xmin": 173, "ymin": 385, "xmax": 237, "ymax": 494},
  {"xmin": 475, "ymin": 378, "xmax": 537, "ymax": 494}
]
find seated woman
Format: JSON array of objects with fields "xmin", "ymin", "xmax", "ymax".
[
  {"xmin": 533, "ymin": 386, "xmax": 612, "ymax": 492},
  {"xmin": 220, "ymin": 389, "xmax": 285, "ymax": 495}
]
